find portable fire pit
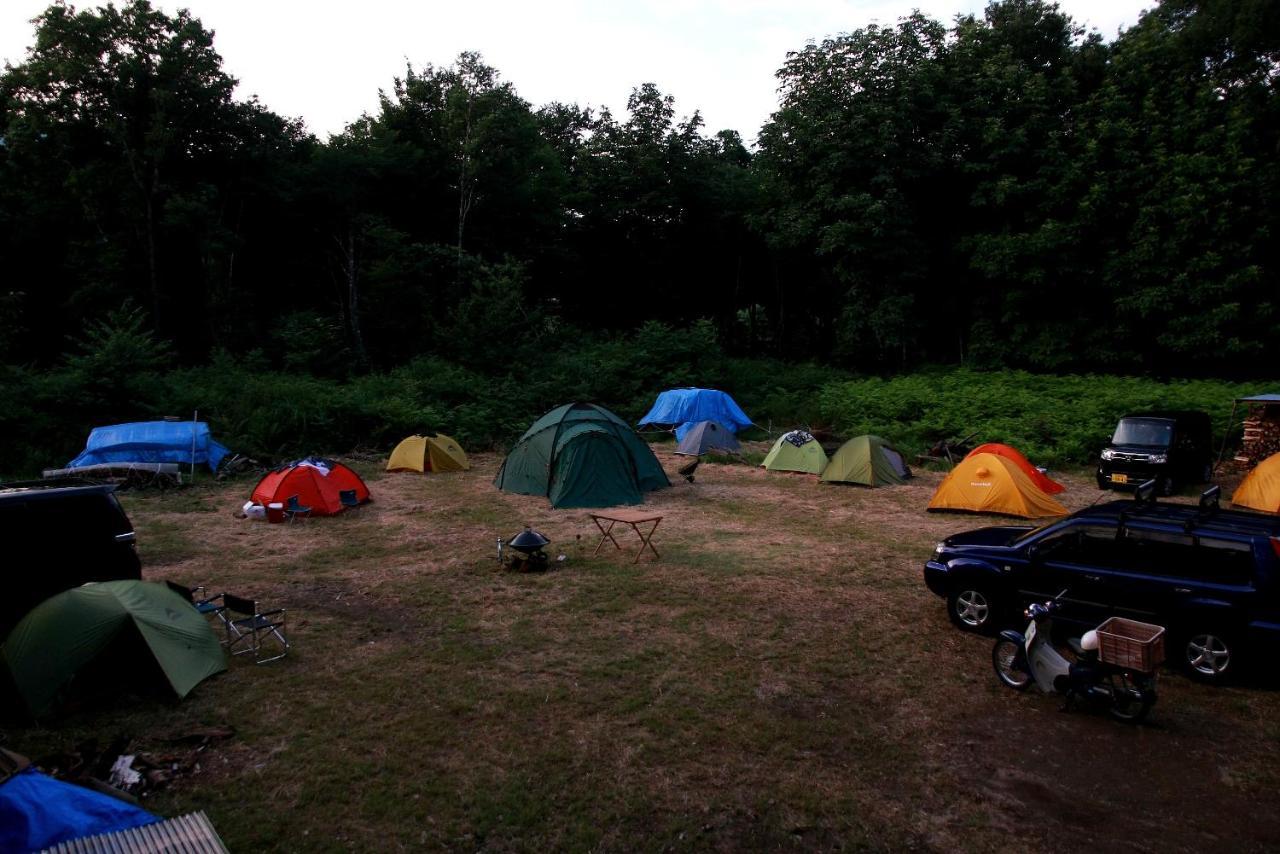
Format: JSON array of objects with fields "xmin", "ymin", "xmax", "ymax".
[{"xmin": 498, "ymin": 527, "xmax": 551, "ymax": 572}]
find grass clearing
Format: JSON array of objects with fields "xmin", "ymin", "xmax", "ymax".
[{"xmin": 6, "ymin": 449, "xmax": 1280, "ymax": 850}]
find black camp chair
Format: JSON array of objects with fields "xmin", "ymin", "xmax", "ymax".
[
  {"xmin": 222, "ymin": 593, "xmax": 288, "ymax": 664},
  {"xmin": 283, "ymin": 494, "xmax": 311, "ymax": 523},
  {"xmin": 338, "ymin": 489, "xmax": 360, "ymax": 511},
  {"xmin": 164, "ymin": 581, "xmax": 229, "ymax": 632}
]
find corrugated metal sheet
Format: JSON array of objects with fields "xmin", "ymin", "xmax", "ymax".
[{"xmin": 41, "ymin": 810, "xmax": 228, "ymax": 854}]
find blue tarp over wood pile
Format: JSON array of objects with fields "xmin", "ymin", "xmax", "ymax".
[
  {"xmin": 0, "ymin": 767, "xmax": 158, "ymax": 852},
  {"xmin": 638, "ymin": 389, "xmax": 753, "ymax": 434},
  {"xmin": 67, "ymin": 422, "xmax": 230, "ymax": 471}
]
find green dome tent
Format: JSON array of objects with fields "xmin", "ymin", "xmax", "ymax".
[
  {"xmin": 494, "ymin": 403, "xmax": 670, "ymax": 509},
  {"xmin": 1, "ymin": 580, "xmax": 225, "ymax": 718},
  {"xmin": 820, "ymin": 435, "xmax": 912, "ymax": 486},
  {"xmin": 761, "ymin": 430, "xmax": 829, "ymax": 474}
]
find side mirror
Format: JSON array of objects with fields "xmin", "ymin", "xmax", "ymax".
[{"xmin": 1026, "ymin": 543, "xmax": 1041, "ymax": 561}]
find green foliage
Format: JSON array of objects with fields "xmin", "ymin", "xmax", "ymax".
[{"xmin": 817, "ymin": 369, "xmax": 1262, "ymax": 467}]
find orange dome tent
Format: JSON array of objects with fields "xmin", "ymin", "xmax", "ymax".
[
  {"xmin": 967, "ymin": 443, "xmax": 1065, "ymax": 495},
  {"xmin": 1232, "ymin": 453, "xmax": 1280, "ymax": 513},
  {"xmin": 928, "ymin": 452, "xmax": 1068, "ymax": 518},
  {"xmin": 251, "ymin": 458, "xmax": 370, "ymax": 516}
]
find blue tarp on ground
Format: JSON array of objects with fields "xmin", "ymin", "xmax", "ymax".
[
  {"xmin": 68, "ymin": 421, "xmax": 230, "ymax": 472},
  {"xmin": 638, "ymin": 389, "xmax": 753, "ymax": 434},
  {"xmin": 0, "ymin": 768, "xmax": 158, "ymax": 853}
]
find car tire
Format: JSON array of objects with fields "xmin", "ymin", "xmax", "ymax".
[
  {"xmin": 947, "ymin": 586, "xmax": 999, "ymax": 634},
  {"xmin": 1179, "ymin": 628, "xmax": 1236, "ymax": 684}
]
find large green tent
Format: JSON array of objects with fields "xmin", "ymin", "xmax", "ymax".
[
  {"xmin": 1, "ymin": 580, "xmax": 226, "ymax": 717},
  {"xmin": 761, "ymin": 430, "xmax": 829, "ymax": 474},
  {"xmin": 494, "ymin": 403, "xmax": 670, "ymax": 508},
  {"xmin": 820, "ymin": 435, "xmax": 912, "ymax": 486}
]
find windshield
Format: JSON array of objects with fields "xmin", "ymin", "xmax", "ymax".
[
  {"xmin": 1112, "ymin": 418, "xmax": 1173, "ymax": 447},
  {"xmin": 1013, "ymin": 520, "xmax": 1059, "ymax": 544}
]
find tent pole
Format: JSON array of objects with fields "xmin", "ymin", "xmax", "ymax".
[
  {"xmin": 1214, "ymin": 400, "xmax": 1239, "ymax": 475},
  {"xmin": 191, "ymin": 410, "xmax": 198, "ymax": 484}
]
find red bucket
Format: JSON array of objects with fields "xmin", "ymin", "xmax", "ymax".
[{"xmin": 266, "ymin": 502, "xmax": 285, "ymax": 524}]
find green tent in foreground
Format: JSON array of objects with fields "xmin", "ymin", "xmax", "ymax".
[
  {"xmin": 2, "ymin": 580, "xmax": 225, "ymax": 717},
  {"xmin": 495, "ymin": 402, "xmax": 670, "ymax": 508},
  {"xmin": 820, "ymin": 435, "xmax": 912, "ymax": 486}
]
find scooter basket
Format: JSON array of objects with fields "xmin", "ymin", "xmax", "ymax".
[{"xmin": 1096, "ymin": 617, "xmax": 1166, "ymax": 672}]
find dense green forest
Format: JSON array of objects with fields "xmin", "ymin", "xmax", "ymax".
[{"xmin": 0, "ymin": 0, "xmax": 1276, "ymax": 474}]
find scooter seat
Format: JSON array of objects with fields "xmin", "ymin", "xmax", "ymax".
[{"xmin": 1067, "ymin": 637, "xmax": 1086, "ymax": 656}]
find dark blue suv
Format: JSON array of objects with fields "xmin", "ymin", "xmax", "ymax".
[{"xmin": 923, "ymin": 490, "xmax": 1280, "ymax": 683}]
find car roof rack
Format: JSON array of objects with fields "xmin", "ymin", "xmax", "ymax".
[
  {"xmin": 1184, "ymin": 485, "xmax": 1222, "ymax": 532},
  {"xmin": 1116, "ymin": 479, "xmax": 1159, "ymax": 531}
]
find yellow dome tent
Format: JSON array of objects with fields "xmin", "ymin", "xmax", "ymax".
[
  {"xmin": 1232, "ymin": 453, "xmax": 1280, "ymax": 513},
  {"xmin": 928, "ymin": 452, "xmax": 1068, "ymax": 518},
  {"xmin": 386, "ymin": 434, "xmax": 470, "ymax": 473}
]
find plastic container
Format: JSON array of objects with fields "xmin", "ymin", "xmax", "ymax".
[
  {"xmin": 266, "ymin": 502, "xmax": 285, "ymax": 524},
  {"xmin": 1096, "ymin": 617, "xmax": 1166, "ymax": 673}
]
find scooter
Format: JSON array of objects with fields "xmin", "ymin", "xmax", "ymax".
[{"xmin": 991, "ymin": 592, "xmax": 1158, "ymax": 723}]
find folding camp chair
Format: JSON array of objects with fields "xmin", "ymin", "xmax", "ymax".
[
  {"xmin": 222, "ymin": 593, "xmax": 289, "ymax": 663},
  {"xmin": 283, "ymin": 494, "xmax": 311, "ymax": 523},
  {"xmin": 338, "ymin": 489, "xmax": 361, "ymax": 511},
  {"xmin": 164, "ymin": 581, "xmax": 230, "ymax": 632}
]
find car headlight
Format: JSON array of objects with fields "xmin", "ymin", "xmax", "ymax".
[
  {"xmin": 1100, "ymin": 449, "xmax": 1115, "ymax": 461},
  {"xmin": 1148, "ymin": 453, "xmax": 1168, "ymax": 464},
  {"xmin": 934, "ymin": 542, "xmax": 946, "ymax": 556}
]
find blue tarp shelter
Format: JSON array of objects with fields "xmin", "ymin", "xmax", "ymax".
[
  {"xmin": 0, "ymin": 767, "xmax": 158, "ymax": 852},
  {"xmin": 68, "ymin": 422, "xmax": 230, "ymax": 472},
  {"xmin": 638, "ymin": 389, "xmax": 753, "ymax": 435}
]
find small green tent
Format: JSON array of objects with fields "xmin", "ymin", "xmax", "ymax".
[
  {"xmin": 1, "ymin": 580, "xmax": 226, "ymax": 717},
  {"xmin": 820, "ymin": 435, "xmax": 912, "ymax": 486},
  {"xmin": 494, "ymin": 403, "xmax": 671, "ymax": 508},
  {"xmin": 761, "ymin": 430, "xmax": 829, "ymax": 474}
]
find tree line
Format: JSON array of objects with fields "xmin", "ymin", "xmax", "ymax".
[{"xmin": 0, "ymin": 0, "xmax": 1276, "ymax": 384}]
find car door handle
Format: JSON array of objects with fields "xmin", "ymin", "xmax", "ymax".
[
  {"xmin": 1174, "ymin": 587, "xmax": 1192, "ymax": 594},
  {"xmin": 1083, "ymin": 574, "xmax": 1102, "ymax": 582}
]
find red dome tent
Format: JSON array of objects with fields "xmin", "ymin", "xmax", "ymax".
[
  {"xmin": 251, "ymin": 458, "xmax": 370, "ymax": 516},
  {"xmin": 966, "ymin": 443, "xmax": 1065, "ymax": 495}
]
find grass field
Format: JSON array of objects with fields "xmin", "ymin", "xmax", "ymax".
[{"xmin": 7, "ymin": 448, "xmax": 1280, "ymax": 851}]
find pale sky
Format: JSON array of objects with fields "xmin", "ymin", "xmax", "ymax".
[{"xmin": 2, "ymin": 0, "xmax": 1153, "ymax": 144}]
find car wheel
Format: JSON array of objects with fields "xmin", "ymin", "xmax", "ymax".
[
  {"xmin": 1180, "ymin": 630, "xmax": 1235, "ymax": 683},
  {"xmin": 948, "ymin": 586, "xmax": 998, "ymax": 634}
]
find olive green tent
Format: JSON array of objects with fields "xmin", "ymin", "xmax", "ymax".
[
  {"xmin": 820, "ymin": 435, "xmax": 912, "ymax": 487},
  {"xmin": 1, "ymin": 580, "xmax": 225, "ymax": 717},
  {"xmin": 494, "ymin": 403, "xmax": 670, "ymax": 509},
  {"xmin": 761, "ymin": 430, "xmax": 829, "ymax": 474}
]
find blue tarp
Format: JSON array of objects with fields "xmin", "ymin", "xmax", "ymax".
[
  {"xmin": 638, "ymin": 389, "xmax": 753, "ymax": 433},
  {"xmin": 67, "ymin": 421, "xmax": 230, "ymax": 471},
  {"xmin": 0, "ymin": 768, "xmax": 158, "ymax": 852}
]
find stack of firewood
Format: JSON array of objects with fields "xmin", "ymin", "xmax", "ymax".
[{"xmin": 1236, "ymin": 405, "xmax": 1280, "ymax": 467}]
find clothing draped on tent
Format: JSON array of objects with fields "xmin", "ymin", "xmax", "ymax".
[
  {"xmin": 966, "ymin": 443, "xmax": 1064, "ymax": 495},
  {"xmin": 928, "ymin": 453, "xmax": 1068, "ymax": 518},
  {"xmin": 250, "ymin": 459, "xmax": 370, "ymax": 515},
  {"xmin": 67, "ymin": 422, "xmax": 229, "ymax": 471},
  {"xmin": 761, "ymin": 431, "xmax": 829, "ymax": 474},
  {"xmin": 638, "ymin": 389, "xmax": 753, "ymax": 435},
  {"xmin": 495, "ymin": 403, "xmax": 670, "ymax": 509}
]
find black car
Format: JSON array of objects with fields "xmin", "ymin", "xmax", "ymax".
[
  {"xmin": 1097, "ymin": 411, "xmax": 1212, "ymax": 494},
  {"xmin": 0, "ymin": 479, "xmax": 141, "ymax": 636},
  {"xmin": 923, "ymin": 488, "xmax": 1280, "ymax": 683}
]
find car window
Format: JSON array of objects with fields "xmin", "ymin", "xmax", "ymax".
[
  {"xmin": 1119, "ymin": 527, "xmax": 1194, "ymax": 576},
  {"xmin": 1113, "ymin": 419, "xmax": 1174, "ymax": 447},
  {"xmin": 1191, "ymin": 538, "xmax": 1254, "ymax": 586},
  {"xmin": 1038, "ymin": 525, "xmax": 1129, "ymax": 567}
]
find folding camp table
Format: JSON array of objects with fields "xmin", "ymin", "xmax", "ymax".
[{"xmin": 589, "ymin": 510, "xmax": 663, "ymax": 564}]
